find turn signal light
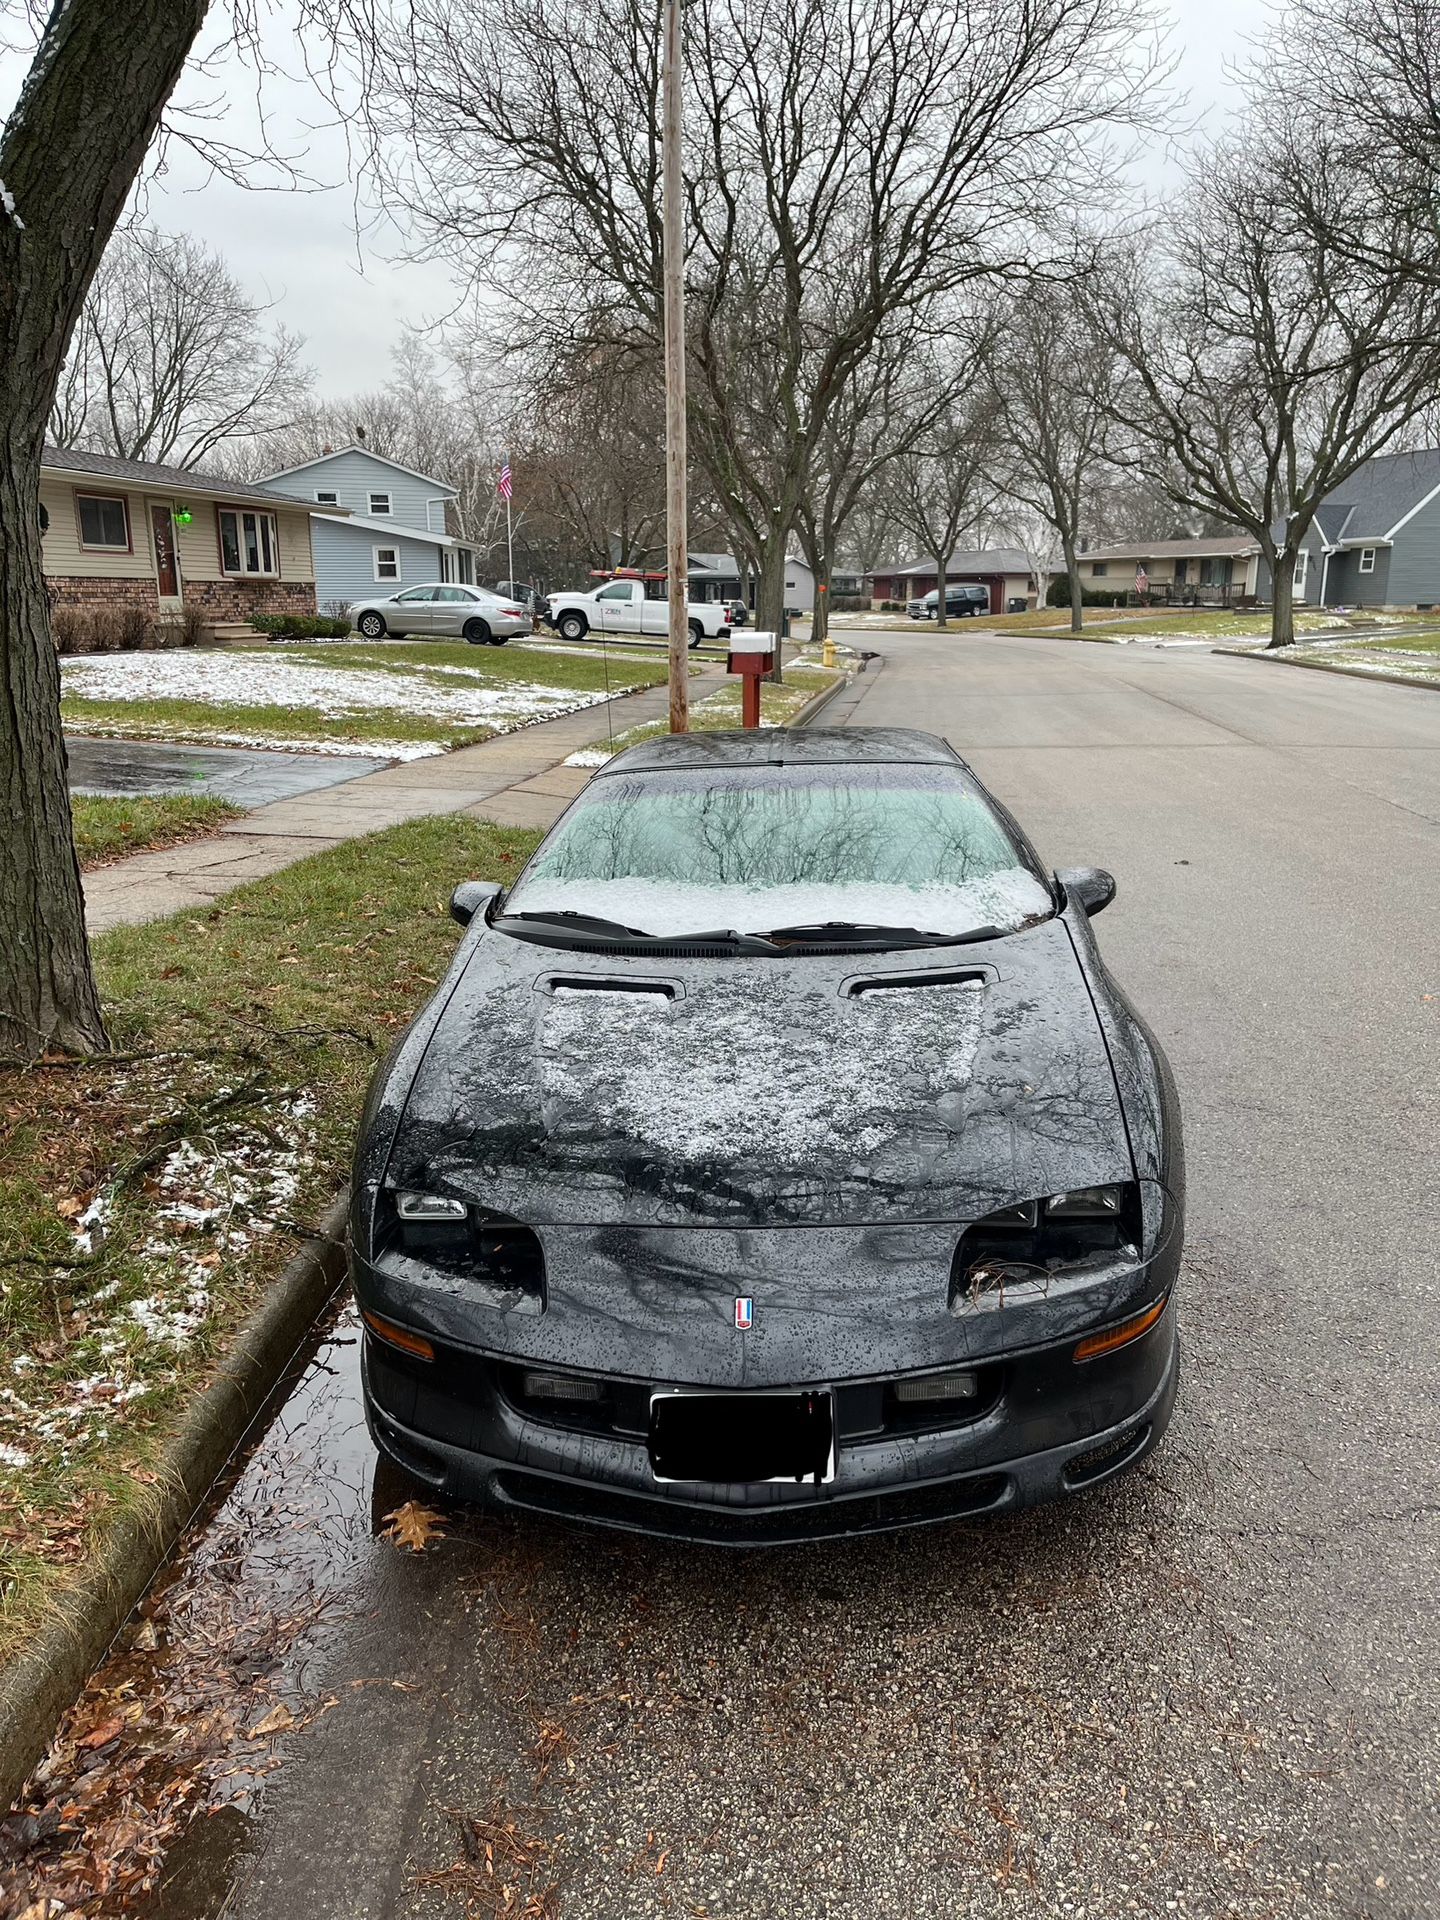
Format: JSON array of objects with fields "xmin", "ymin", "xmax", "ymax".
[
  {"xmin": 521, "ymin": 1370, "xmax": 605, "ymax": 1403},
  {"xmin": 361, "ymin": 1308, "xmax": 435, "ymax": 1362},
  {"xmin": 894, "ymin": 1370, "xmax": 979, "ymax": 1403},
  {"xmin": 1073, "ymin": 1296, "xmax": 1168, "ymax": 1363}
]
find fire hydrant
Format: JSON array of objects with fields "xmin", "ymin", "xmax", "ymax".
[
  {"xmin": 727, "ymin": 631, "xmax": 777, "ymax": 728},
  {"xmin": 822, "ymin": 633, "xmax": 836, "ymax": 670}
]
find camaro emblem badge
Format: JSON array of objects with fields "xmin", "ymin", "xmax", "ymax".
[{"xmin": 734, "ymin": 1297, "xmax": 754, "ymax": 1330}]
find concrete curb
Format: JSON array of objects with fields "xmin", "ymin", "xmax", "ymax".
[
  {"xmin": 1211, "ymin": 646, "xmax": 1440, "ymax": 693},
  {"xmin": 790, "ymin": 668, "xmax": 855, "ymax": 728},
  {"xmin": 0, "ymin": 1192, "xmax": 350, "ymax": 1813}
]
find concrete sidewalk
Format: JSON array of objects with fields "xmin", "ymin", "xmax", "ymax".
[{"xmin": 83, "ymin": 675, "xmax": 710, "ymax": 933}]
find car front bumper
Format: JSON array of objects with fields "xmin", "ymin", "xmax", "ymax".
[{"xmin": 361, "ymin": 1300, "xmax": 1179, "ymax": 1545}]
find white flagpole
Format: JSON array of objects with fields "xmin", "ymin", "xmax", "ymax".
[{"xmin": 505, "ymin": 461, "xmax": 515, "ymax": 591}]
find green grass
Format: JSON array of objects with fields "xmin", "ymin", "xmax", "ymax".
[
  {"xmin": 0, "ymin": 815, "xmax": 540, "ymax": 1667},
  {"xmin": 567, "ymin": 661, "xmax": 840, "ymax": 762},
  {"xmin": 60, "ymin": 695, "xmax": 510, "ymax": 754},
  {"xmin": 1367, "ymin": 630, "xmax": 1440, "ymax": 655},
  {"xmin": 273, "ymin": 639, "xmax": 668, "ymax": 697},
  {"xmin": 70, "ymin": 794, "xmax": 242, "ymax": 868}
]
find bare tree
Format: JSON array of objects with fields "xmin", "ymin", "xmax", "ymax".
[
  {"xmin": 988, "ymin": 283, "xmax": 1120, "ymax": 633},
  {"xmin": 338, "ymin": 0, "xmax": 1172, "ymax": 635},
  {"xmin": 891, "ymin": 371, "xmax": 997, "ymax": 632},
  {"xmin": 50, "ymin": 224, "xmax": 313, "ymax": 467},
  {"xmin": 1093, "ymin": 132, "xmax": 1440, "ymax": 646}
]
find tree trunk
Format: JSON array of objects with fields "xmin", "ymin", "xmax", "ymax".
[
  {"xmin": 756, "ymin": 538, "xmax": 789, "ymax": 678},
  {"xmin": 810, "ymin": 554, "xmax": 833, "ymax": 650},
  {"xmin": 1267, "ymin": 549, "xmax": 1296, "ymax": 648},
  {"xmin": 1062, "ymin": 537, "xmax": 1084, "ymax": 634},
  {"xmin": 0, "ymin": 0, "xmax": 210, "ymax": 1058},
  {"xmin": 934, "ymin": 555, "xmax": 948, "ymax": 630}
]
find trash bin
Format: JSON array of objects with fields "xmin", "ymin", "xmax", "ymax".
[{"xmin": 1006, "ymin": 597, "xmax": 1027, "ymax": 614}]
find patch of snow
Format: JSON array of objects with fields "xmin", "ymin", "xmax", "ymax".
[
  {"xmin": 563, "ymin": 748, "xmax": 616, "ymax": 768},
  {"xmin": 0, "ymin": 179, "xmax": 23, "ymax": 230},
  {"xmin": 59, "ymin": 651, "xmax": 625, "ymax": 738},
  {"xmin": 538, "ymin": 975, "xmax": 986, "ymax": 1165},
  {"xmin": 509, "ymin": 868, "xmax": 1051, "ymax": 940},
  {"xmin": 0, "ymin": 1442, "xmax": 30, "ymax": 1469}
]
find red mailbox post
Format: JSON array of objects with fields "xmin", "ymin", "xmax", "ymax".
[{"xmin": 727, "ymin": 630, "xmax": 776, "ymax": 729}]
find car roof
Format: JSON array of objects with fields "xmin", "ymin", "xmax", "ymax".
[{"xmin": 595, "ymin": 727, "xmax": 963, "ymax": 776}]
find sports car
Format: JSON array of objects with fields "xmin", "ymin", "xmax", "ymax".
[{"xmin": 350, "ymin": 727, "xmax": 1183, "ymax": 1542}]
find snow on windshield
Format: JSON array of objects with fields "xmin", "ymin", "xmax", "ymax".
[
  {"xmin": 505, "ymin": 765, "xmax": 1052, "ymax": 937},
  {"xmin": 514, "ymin": 869, "xmax": 1050, "ymax": 937},
  {"xmin": 543, "ymin": 976, "xmax": 986, "ymax": 1164}
]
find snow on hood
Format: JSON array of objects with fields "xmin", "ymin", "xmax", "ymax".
[
  {"xmin": 539, "ymin": 975, "xmax": 985, "ymax": 1167},
  {"xmin": 507, "ymin": 867, "xmax": 1051, "ymax": 939}
]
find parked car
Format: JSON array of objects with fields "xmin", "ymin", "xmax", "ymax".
[
  {"xmin": 348, "ymin": 584, "xmax": 530, "ymax": 644},
  {"xmin": 493, "ymin": 580, "xmax": 543, "ymax": 614},
  {"xmin": 351, "ymin": 726, "xmax": 1183, "ymax": 1543},
  {"xmin": 542, "ymin": 578, "xmax": 736, "ymax": 647},
  {"xmin": 908, "ymin": 585, "xmax": 992, "ymax": 620}
]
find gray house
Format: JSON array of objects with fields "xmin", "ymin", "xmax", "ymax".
[
  {"xmin": 260, "ymin": 444, "xmax": 479, "ymax": 611},
  {"xmin": 1262, "ymin": 448, "xmax": 1440, "ymax": 608}
]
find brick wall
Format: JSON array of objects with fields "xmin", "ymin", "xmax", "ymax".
[{"xmin": 46, "ymin": 574, "xmax": 317, "ymax": 624}]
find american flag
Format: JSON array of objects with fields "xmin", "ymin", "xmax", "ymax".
[{"xmin": 498, "ymin": 459, "xmax": 513, "ymax": 501}]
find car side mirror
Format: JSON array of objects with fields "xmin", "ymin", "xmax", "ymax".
[
  {"xmin": 1057, "ymin": 867, "xmax": 1116, "ymax": 917},
  {"xmin": 450, "ymin": 880, "xmax": 502, "ymax": 927}
]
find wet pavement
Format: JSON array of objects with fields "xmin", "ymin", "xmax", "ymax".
[
  {"xmin": 9, "ymin": 633, "xmax": 1439, "ymax": 1919},
  {"xmin": 65, "ymin": 736, "xmax": 392, "ymax": 807}
]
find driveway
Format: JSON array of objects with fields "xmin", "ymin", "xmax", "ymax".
[
  {"xmin": 65, "ymin": 735, "xmax": 392, "ymax": 807},
  {"xmin": 81, "ymin": 634, "xmax": 1440, "ymax": 1919}
]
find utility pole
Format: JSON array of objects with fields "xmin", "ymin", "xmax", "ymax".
[{"xmin": 662, "ymin": 0, "xmax": 690, "ymax": 732}]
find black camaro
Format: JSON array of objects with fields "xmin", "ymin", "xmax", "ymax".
[{"xmin": 351, "ymin": 728, "xmax": 1183, "ymax": 1543}]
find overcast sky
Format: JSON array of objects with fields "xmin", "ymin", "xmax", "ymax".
[{"xmin": 2, "ymin": 0, "xmax": 1262, "ymax": 402}]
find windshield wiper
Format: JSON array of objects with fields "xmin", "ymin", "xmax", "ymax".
[
  {"xmin": 758, "ymin": 920, "xmax": 1005, "ymax": 948},
  {"xmin": 497, "ymin": 910, "xmax": 779, "ymax": 953}
]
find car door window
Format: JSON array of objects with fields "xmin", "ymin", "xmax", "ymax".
[
  {"xmin": 394, "ymin": 588, "xmax": 437, "ymax": 603},
  {"xmin": 596, "ymin": 583, "xmax": 633, "ymax": 601}
]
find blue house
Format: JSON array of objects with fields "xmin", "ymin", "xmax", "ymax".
[
  {"xmin": 1260, "ymin": 447, "xmax": 1440, "ymax": 609},
  {"xmin": 259, "ymin": 443, "xmax": 479, "ymax": 612}
]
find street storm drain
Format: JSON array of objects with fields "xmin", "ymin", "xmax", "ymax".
[{"xmin": 1063, "ymin": 1422, "xmax": 1151, "ymax": 1486}]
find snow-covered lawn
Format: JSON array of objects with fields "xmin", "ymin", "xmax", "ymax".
[{"xmin": 59, "ymin": 643, "xmax": 656, "ymax": 758}]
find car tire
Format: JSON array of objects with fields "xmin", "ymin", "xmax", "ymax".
[
  {"xmin": 558, "ymin": 612, "xmax": 589, "ymax": 642},
  {"xmin": 358, "ymin": 612, "xmax": 386, "ymax": 639},
  {"xmin": 688, "ymin": 620, "xmax": 704, "ymax": 649},
  {"xmin": 464, "ymin": 618, "xmax": 492, "ymax": 645}
]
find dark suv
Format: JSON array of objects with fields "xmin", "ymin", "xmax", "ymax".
[{"xmin": 908, "ymin": 585, "xmax": 992, "ymax": 620}]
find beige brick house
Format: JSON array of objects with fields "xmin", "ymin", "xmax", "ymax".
[{"xmin": 39, "ymin": 446, "xmax": 331, "ymax": 632}]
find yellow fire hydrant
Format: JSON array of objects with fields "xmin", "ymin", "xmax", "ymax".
[{"xmin": 822, "ymin": 633, "xmax": 836, "ymax": 669}]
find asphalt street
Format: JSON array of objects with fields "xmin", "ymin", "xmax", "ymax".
[{"xmin": 132, "ymin": 631, "xmax": 1439, "ymax": 1920}]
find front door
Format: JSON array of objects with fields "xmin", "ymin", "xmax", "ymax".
[{"xmin": 149, "ymin": 504, "xmax": 182, "ymax": 606}]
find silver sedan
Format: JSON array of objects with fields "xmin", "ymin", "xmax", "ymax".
[{"xmin": 348, "ymin": 584, "xmax": 531, "ymax": 645}]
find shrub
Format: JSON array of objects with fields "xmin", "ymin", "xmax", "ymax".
[
  {"xmin": 879, "ymin": 600, "xmax": 905, "ymax": 612},
  {"xmin": 51, "ymin": 605, "xmax": 157, "ymax": 655},
  {"xmin": 248, "ymin": 612, "xmax": 353, "ymax": 639},
  {"xmin": 1046, "ymin": 578, "xmax": 1127, "ymax": 609}
]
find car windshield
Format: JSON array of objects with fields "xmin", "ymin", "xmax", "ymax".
[{"xmin": 499, "ymin": 763, "xmax": 1053, "ymax": 939}]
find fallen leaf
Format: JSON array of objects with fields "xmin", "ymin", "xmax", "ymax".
[
  {"xmin": 381, "ymin": 1500, "xmax": 447, "ymax": 1553},
  {"xmin": 78, "ymin": 1715, "xmax": 124, "ymax": 1749},
  {"xmin": 56, "ymin": 1196, "xmax": 86, "ymax": 1219},
  {"xmin": 246, "ymin": 1703, "xmax": 295, "ymax": 1738}
]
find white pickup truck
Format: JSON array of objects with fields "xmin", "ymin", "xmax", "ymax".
[{"xmin": 542, "ymin": 578, "xmax": 735, "ymax": 648}]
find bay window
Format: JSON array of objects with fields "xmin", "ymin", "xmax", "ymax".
[{"xmin": 218, "ymin": 507, "xmax": 279, "ymax": 578}]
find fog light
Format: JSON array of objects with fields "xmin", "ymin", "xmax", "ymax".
[
  {"xmin": 396, "ymin": 1191, "xmax": 467, "ymax": 1221},
  {"xmin": 361, "ymin": 1308, "xmax": 435, "ymax": 1362},
  {"xmin": 1073, "ymin": 1295, "xmax": 1168, "ymax": 1362},
  {"xmin": 521, "ymin": 1370, "xmax": 605, "ymax": 1403},
  {"xmin": 894, "ymin": 1369, "xmax": 979, "ymax": 1403}
]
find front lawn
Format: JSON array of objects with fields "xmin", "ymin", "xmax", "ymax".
[
  {"xmin": 71, "ymin": 794, "xmax": 242, "ymax": 868},
  {"xmin": 0, "ymin": 815, "xmax": 540, "ymax": 1676},
  {"xmin": 59, "ymin": 640, "xmax": 668, "ymax": 759}
]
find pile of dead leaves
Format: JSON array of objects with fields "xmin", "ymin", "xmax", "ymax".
[{"xmin": 412, "ymin": 1800, "xmax": 561, "ymax": 1920}]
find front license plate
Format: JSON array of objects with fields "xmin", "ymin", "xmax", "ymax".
[{"xmin": 649, "ymin": 1389, "xmax": 835, "ymax": 1486}]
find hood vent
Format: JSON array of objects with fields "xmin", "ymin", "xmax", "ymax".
[
  {"xmin": 543, "ymin": 974, "xmax": 677, "ymax": 1000},
  {"xmin": 845, "ymin": 968, "xmax": 988, "ymax": 998}
]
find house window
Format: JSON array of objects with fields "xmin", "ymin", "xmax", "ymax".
[
  {"xmin": 374, "ymin": 546, "xmax": 400, "ymax": 582},
  {"xmin": 76, "ymin": 492, "xmax": 131, "ymax": 552},
  {"xmin": 1293, "ymin": 550, "xmax": 1309, "ymax": 593},
  {"xmin": 314, "ymin": 489, "xmax": 339, "ymax": 507},
  {"xmin": 1358, "ymin": 548, "xmax": 1376, "ymax": 573},
  {"xmin": 368, "ymin": 491, "xmax": 392, "ymax": 516},
  {"xmin": 218, "ymin": 507, "xmax": 279, "ymax": 577}
]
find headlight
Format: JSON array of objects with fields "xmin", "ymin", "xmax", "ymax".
[
  {"xmin": 1045, "ymin": 1186, "xmax": 1125, "ymax": 1219},
  {"xmin": 396, "ymin": 1192, "xmax": 467, "ymax": 1221}
]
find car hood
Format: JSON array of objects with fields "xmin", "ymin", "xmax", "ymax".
[{"xmin": 384, "ymin": 919, "xmax": 1133, "ymax": 1230}]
